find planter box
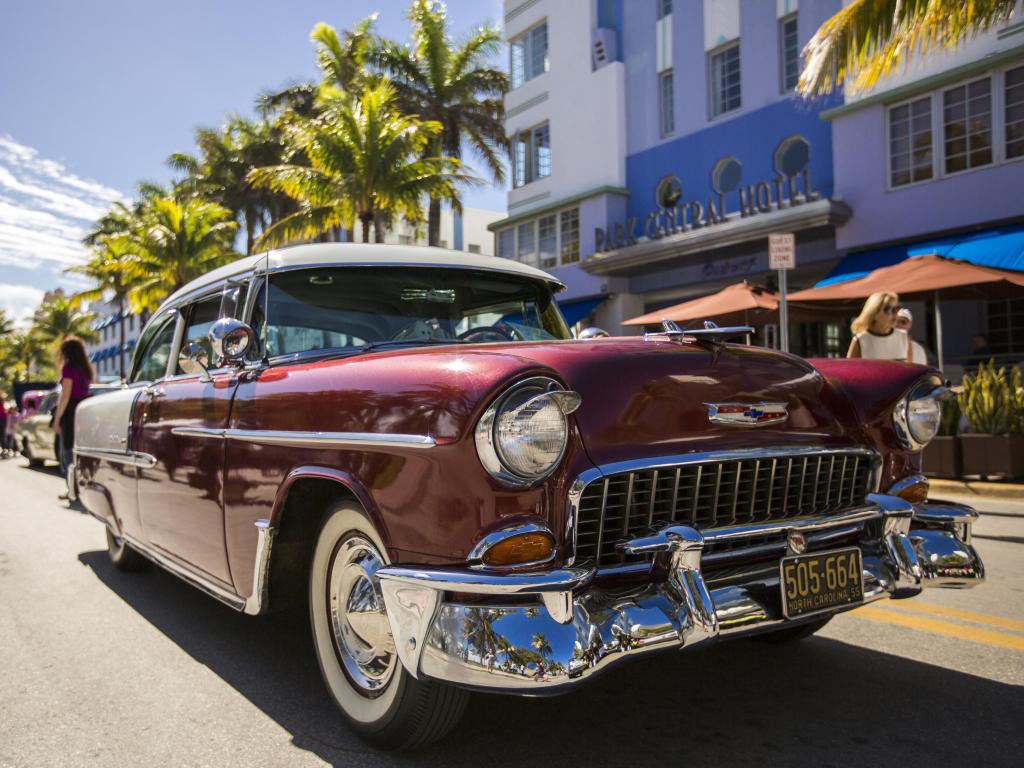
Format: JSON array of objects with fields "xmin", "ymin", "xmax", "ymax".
[
  {"xmin": 921, "ymin": 436, "xmax": 961, "ymax": 478},
  {"xmin": 959, "ymin": 434, "xmax": 1024, "ymax": 479}
]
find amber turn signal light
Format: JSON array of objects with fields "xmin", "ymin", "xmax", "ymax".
[
  {"xmin": 894, "ymin": 480, "xmax": 929, "ymax": 504},
  {"xmin": 481, "ymin": 532, "xmax": 555, "ymax": 567}
]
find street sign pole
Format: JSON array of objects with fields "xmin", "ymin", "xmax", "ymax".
[
  {"xmin": 779, "ymin": 268, "xmax": 789, "ymax": 353},
  {"xmin": 768, "ymin": 233, "xmax": 796, "ymax": 354}
]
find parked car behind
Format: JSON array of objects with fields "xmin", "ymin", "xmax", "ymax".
[
  {"xmin": 75, "ymin": 244, "xmax": 985, "ymax": 750},
  {"xmin": 19, "ymin": 383, "xmax": 119, "ymax": 469}
]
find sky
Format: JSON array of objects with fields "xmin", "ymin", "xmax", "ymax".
[{"xmin": 0, "ymin": 0, "xmax": 508, "ymax": 326}]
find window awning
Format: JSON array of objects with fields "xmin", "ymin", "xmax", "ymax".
[
  {"xmin": 557, "ymin": 296, "xmax": 607, "ymax": 327},
  {"xmin": 818, "ymin": 223, "xmax": 1024, "ymax": 287}
]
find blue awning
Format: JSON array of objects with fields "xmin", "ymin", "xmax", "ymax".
[
  {"xmin": 818, "ymin": 223, "xmax": 1024, "ymax": 287},
  {"xmin": 558, "ymin": 296, "xmax": 607, "ymax": 327}
]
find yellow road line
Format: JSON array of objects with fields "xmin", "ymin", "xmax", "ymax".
[
  {"xmin": 854, "ymin": 606, "xmax": 1024, "ymax": 652},
  {"xmin": 870, "ymin": 600, "xmax": 1024, "ymax": 634}
]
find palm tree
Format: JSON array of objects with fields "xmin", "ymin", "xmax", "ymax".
[
  {"xmin": 32, "ymin": 293, "xmax": 98, "ymax": 350},
  {"xmin": 249, "ymin": 81, "xmax": 472, "ymax": 246},
  {"xmin": 0, "ymin": 330, "xmax": 50, "ymax": 382},
  {"xmin": 799, "ymin": 0, "xmax": 1019, "ymax": 96},
  {"xmin": 66, "ymin": 237, "xmax": 137, "ymax": 380},
  {"xmin": 117, "ymin": 195, "xmax": 239, "ymax": 313},
  {"xmin": 0, "ymin": 309, "xmax": 14, "ymax": 338},
  {"xmin": 373, "ymin": 0, "xmax": 507, "ymax": 246}
]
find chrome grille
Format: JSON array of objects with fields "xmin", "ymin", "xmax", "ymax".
[{"xmin": 572, "ymin": 451, "xmax": 877, "ymax": 569}]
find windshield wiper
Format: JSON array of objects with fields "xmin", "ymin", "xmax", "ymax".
[{"xmin": 354, "ymin": 338, "xmax": 469, "ymax": 354}]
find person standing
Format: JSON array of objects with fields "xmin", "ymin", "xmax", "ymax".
[
  {"xmin": 0, "ymin": 397, "xmax": 8, "ymax": 459},
  {"xmin": 846, "ymin": 292, "xmax": 911, "ymax": 361},
  {"xmin": 895, "ymin": 308, "xmax": 930, "ymax": 365},
  {"xmin": 53, "ymin": 337, "xmax": 94, "ymax": 494}
]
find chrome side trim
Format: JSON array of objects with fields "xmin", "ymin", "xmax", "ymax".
[
  {"xmin": 243, "ymin": 518, "xmax": 276, "ymax": 615},
  {"xmin": 121, "ymin": 533, "xmax": 246, "ymax": 612},
  {"xmin": 74, "ymin": 447, "xmax": 157, "ymax": 469},
  {"xmin": 169, "ymin": 426, "xmax": 436, "ymax": 449}
]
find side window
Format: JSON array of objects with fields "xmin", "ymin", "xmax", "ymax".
[
  {"xmin": 131, "ymin": 314, "xmax": 178, "ymax": 383},
  {"xmin": 175, "ymin": 294, "xmax": 223, "ymax": 375}
]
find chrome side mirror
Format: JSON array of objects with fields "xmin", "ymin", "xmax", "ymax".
[
  {"xmin": 178, "ymin": 342, "xmax": 212, "ymax": 382},
  {"xmin": 209, "ymin": 317, "xmax": 256, "ymax": 366}
]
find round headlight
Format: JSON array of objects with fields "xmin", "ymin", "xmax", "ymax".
[
  {"xmin": 894, "ymin": 377, "xmax": 944, "ymax": 451},
  {"xmin": 475, "ymin": 377, "xmax": 581, "ymax": 487}
]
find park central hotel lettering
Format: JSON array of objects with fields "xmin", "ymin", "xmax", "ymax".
[{"xmin": 595, "ymin": 144, "xmax": 821, "ymax": 253}]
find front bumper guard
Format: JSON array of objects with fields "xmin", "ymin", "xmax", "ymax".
[{"xmin": 377, "ymin": 494, "xmax": 984, "ymax": 693}]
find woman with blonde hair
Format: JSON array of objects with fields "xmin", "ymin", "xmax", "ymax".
[{"xmin": 847, "ymin": 292, "xmax": 911, "ymax": 360}]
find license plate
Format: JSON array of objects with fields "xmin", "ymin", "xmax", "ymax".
[{"xmin": 780, "ymin": 547, "xmax": 864, "ymax": 618}]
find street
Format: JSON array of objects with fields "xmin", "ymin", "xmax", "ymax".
[{"xmin": 1, "ymin": 456, "xmax": 1021, "ymax": 768}]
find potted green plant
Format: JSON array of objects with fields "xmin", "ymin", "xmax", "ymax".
[
  {"xmin": 958, "ymin": 361, "xmax": 1024, "ymax": 479},
  {"xmin": 920, "ymin": 397, "xmax": 961, "ymax": 478}
]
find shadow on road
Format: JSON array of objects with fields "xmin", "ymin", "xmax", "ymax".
[
  {"xmin": 6, "ymin": 457, "xmax": 62, "ymax": 477},
  {"xmin": 78, "ymin": 549, "xmax": 1023, "ymax": 766}
]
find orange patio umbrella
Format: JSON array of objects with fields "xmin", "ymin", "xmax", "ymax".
[
  {"xmin": 788, "ymin": 254, "xmax": 1024, "ymax": 369},
  {"xmin": 623, "ymin": 281, "xmax": 778, "ymax": 327}
]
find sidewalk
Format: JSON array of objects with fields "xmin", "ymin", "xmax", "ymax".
[{"xmin": 929, "ymin": 478, "xmax": 1024, "ymax": 501}]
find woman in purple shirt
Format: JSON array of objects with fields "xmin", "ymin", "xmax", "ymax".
[{"xmin": 53, "ymin": 336, "xmax": 94, "ymax": 491}]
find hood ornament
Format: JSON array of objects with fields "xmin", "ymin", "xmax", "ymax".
[
  {"xmin": 705, "ymin": 402, "xmax": 788, "ymax": 427},
  {"xmin": 644, "ymin": 319, "xmax": 754, "ymax": 347}
]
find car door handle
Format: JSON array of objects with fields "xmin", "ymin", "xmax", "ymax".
[{"xmin": 144, "ymin": 386, "xmax": 166, "ymax": 399}]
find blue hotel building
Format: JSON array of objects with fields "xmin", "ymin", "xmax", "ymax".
[
  {"xmin": 490, "ymin": 0, "xmax": 850, "ymax": 354},
  {"xmin": 491, "ymin": 0, "xmax": 1024, "ymax": 367}
]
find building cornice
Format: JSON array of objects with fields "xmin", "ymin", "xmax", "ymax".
[
  {"xmin": 581, "ymin": 199, "xmax": 852, "ymax": 276},
  {"xmin": 487, "ymin": 186, "xmax": 631, "ymax": 231},
  {"xmin": 820, "ymin": 43, "xmax": 1024, "ymax": 121}
]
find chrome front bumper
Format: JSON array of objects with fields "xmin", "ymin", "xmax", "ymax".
[{"xmin": 377, "ymin": 494, "xmax": 984, "ymax": 694}]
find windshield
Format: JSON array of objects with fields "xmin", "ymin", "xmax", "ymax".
[{"xmin": 251, "ymin": 267, "xmax": 569, "ymax": 359}]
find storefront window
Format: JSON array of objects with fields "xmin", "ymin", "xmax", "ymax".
[
  {"xmin": 497, "ymin": 228, "xmax": 514, "ymax": 260},
  {"xmin": 538, "ymin": 215, "xmax": 557, "ymax": 268},
  {"xmin": 1005, "ymin": 65, "xmax": 1024, "ymax": 159},
  {"xmin": 888, "ymin": 96, "xmax": 933, "ymax": 187},
  {"xmin": 517, "ymin": 221, "xmax": 537, "ymax": 266},
  {"xmin": 560, "ymin": 208, "xmax": 580, "ymax": 264},
  {"xmin": 943, "ymin": 77, "xmax": 992, "ymax": 174}
]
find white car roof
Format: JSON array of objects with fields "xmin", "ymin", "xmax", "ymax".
[{"xmin": 157, "ymin": 243, "xmax": 565, "ymax": 314}]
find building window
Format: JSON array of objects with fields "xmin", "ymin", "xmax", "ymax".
[
  {"xmin": 943, "ymin": 77, "xmax": 992, "ymax": 174},
  {"xmin": 538, "ymin": 215, "xmax": 557, "ymax": 268},
  {"xmin": 560, "ymin": 208, "xmax": 580, "ymax": 264},
  {"xmin": 709, "ymin": 42, "xmax": 741, "ymax": 117},
  {"xmin": 510, "ymin": 22, "xmax": 548, "ymax": 89},
  {"xmin": 659, "ymin": 70, "xmax": 675, "ymax": 136},
  {"xmin": 888, "ymin": 96, "xmax": 933, "ymax": 187},
  {"xmin": 780, "ymin": 14, "xmax": 799, "ymax": 92},
  {"xmin": 497, "ymin": 228, "xmax": 514, "ymax": 259},
  {"xmin": 467, "ymin": 243, "xmax": 481, "ymax": 254},
  {"xmin": 657, "ymin": 0, "xmax": 672, "ymax": 19},
  {"xmin": 1007, "ymin": 65, "xmax": 1024, "ymax": 159},
  {"xmin": 517, "ymin": 221, "xmax": 537, "ymax": 266},
  {"xmin": 513, "ymin": 122, "xmax": 551, "ymax": 188}
]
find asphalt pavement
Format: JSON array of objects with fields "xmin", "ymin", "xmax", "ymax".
[{"xmin": 1, "ymin": 456, "xmax": 1022, "ymax": 767}]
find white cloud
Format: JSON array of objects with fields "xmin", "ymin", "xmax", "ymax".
[
  {"xmin": 0, "ymin": 135, "xmax": 126, "ymax": 323},
  {"xmin": 0, "ymin": 284, "xmax": 45, "ymax": 327}
]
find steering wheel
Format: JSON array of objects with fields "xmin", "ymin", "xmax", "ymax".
[
  {"xmin": 390, "ymin": 319, "xmax": 455, "ymax": 342},
  {"xmin": 457, "ymin": 323, "xmax": 516, "ymax": 343}
]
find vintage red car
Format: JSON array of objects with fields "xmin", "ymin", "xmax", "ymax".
[{"xmin": 74, "ymin": 243, "xmax": 984, "ymax": 749}]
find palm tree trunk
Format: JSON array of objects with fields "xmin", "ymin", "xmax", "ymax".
[
  {"xmin": 360, "ymin": 214, "xmax": 372, "ymax": 243},
  {"xmin": 246, "ymin": 212, "xmax": 256, "ymax": 255},
  {"xmin": 428, "ymin": 197, "xmax": 442, "ymax": 247},
  {"xmin": 118, "ymin": 297, "xmax": 126, "ymax": 381},
  {"xmin": 374, "ymin": 212, "xmax": 386, "ymax": 244}
]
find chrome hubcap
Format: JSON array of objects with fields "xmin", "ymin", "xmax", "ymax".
[{"xmin": 327, "ymin": 535, "xmax": 396, "ymax": 696}]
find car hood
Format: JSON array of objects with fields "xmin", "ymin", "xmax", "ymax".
[{"xmin": 303, "ymin": 338, "xmax": 873, "ymax": 468}]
